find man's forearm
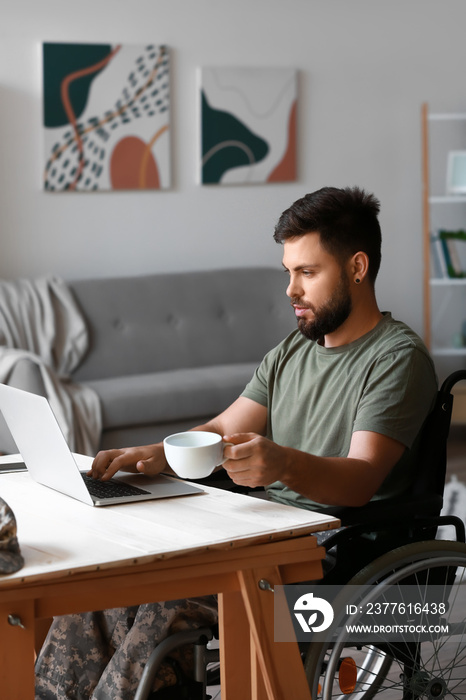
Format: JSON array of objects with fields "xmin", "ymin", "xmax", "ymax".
[
  {"xmin": 223, "ymin": 430, "xmax": 405, "ymax": 508},
  {"xmin": 280, "ymin": 448, "xmax": 381, "ymax": 508}
]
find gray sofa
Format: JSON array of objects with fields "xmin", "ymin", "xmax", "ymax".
[{"xmin": 1, "ymin": 267, "xmax": 295, "ymax": 453}]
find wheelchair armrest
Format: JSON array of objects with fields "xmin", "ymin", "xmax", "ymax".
[
  {"xmin": 321, "ymin": 513, "xmax": 465, "ymax": 555},
  {"xmin": 322, "ymin": 491, "xmax": 463, "ymax": 552},
  {"xmin": 337, "ymin": 493, "xmax": 444, "ymax": 526}
]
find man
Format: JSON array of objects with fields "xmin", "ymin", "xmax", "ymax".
[{"xmin": 35, "ymin": 187, "xmax": 437, "ymax": 699}]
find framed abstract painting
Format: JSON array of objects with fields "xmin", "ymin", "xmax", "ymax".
[
  {"xmin": 42, "ymin": 42, "xmax": 170, "ymax": 191},
  {"xmin": 199, "ymin": 66, "xmax": 297, "ymax": 185}
]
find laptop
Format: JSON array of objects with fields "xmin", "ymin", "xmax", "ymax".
[{"xmin": 0, "ymin": 383, "xmax": 203, "ymax": 506}]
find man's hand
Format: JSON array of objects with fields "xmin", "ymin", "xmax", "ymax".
[
  {"xmin": 88, "ymin": 444, "xmax": 167, "ymax": 481},
  {"xmin": 222, "ymin": 433, "xmax": 287, "ymax": 488}
]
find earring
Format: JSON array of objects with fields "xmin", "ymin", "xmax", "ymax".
[{"xmin": 355, "ymin": 278, "xmax": 361, "ymax": 284}]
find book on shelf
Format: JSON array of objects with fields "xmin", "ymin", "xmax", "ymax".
[
  {"xmin": 430, "ymin": 229, "xmax": 466, "ymax": 279},
  {"xmin": 431, "ymin": 235, "xmax": 448, "ymax": 278}
]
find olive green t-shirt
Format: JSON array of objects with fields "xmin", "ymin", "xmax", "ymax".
[{"xmin": 241, "ymin": 313, "xmax": 437, "ymax": 514}]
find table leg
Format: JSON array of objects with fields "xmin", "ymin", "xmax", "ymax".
[
  {"xmin": 35, "ymin": 616, "xmax": 53, "ymax": 657},
  {"xmin": 251, "ymin": 634, "xmax": 268, "ymax": 700},
  {"xmin": 0, "ymin": 599, "xmax": 36, "ymax": 700},
  {"xmin": 218, "ymin": 589, "xmax": 252, "ymax": 700},
  {"xmin": 238, "ymin": 565, "xmax": 312, "ymax": 700}
]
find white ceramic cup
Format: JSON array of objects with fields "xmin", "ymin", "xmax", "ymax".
[{"xmin": 163, "ymin": 431, "xmax": 233, "ymax": 479}]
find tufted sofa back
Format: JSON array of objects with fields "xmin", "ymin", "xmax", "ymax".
[{"xmin": 70, "ymin": 268, "xmax": 295, "ymax": 382}]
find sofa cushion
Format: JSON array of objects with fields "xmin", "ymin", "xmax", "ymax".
[
  {"xmin": 70, "ymin": 268, "xmax": 294, "ymax": 382},
  {"xmin": 86, "ymin": 362, "xmax": 258, "ymax": 430}
]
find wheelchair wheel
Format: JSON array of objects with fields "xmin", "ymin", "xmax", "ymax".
[{"xmin": 304, "ymin": 540, "xmax": 466, "ymax": 700}]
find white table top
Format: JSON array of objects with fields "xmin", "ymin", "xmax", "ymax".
[{"xmin": 0, "ymin": 466, "xmax": 339, "ymax": 587}]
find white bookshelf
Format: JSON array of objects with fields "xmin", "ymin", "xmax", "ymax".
[{"xmin": 422, "ymin": 104, "xmax": 466, "ymax": 365}]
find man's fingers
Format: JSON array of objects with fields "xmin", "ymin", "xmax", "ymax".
[
  {"xmin": 222, "ymin": 433, "xmax": 259, "ymax": 461},
  {"xmin": 87, "ymin": 450, "xmax": 117, "ymax": 479},
  {"xmin": 223, "ymin": 432, "xmax": 258, "ymax": 445},
  {"xmin": 88, "ymin": 449, "xmax": 138, "ymax": 480}
]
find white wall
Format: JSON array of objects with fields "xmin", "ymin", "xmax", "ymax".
[{"xmin": 1, "ymin": 0, "xmax": 466, "ymax": 338}]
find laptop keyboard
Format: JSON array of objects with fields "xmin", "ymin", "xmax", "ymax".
[{"xmin": 82, "ymin": 474, "xmax": 151, "ymax": 500}]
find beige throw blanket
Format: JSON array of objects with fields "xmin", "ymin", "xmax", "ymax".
[{"xmin": 0, "ymin": 277, "xmax": 101, "ymax": 455}]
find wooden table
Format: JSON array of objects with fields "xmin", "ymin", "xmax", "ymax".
[{"xmin": 0, "ymin": 468, "xmax": 339, "ymax": 699}]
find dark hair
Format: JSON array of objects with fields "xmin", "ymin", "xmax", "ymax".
[{"xmin": 273, "ymin": 186, "xmax": 382, "ymax": 284}]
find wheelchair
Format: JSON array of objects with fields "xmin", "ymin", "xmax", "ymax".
[
  {"xmin": 305, "ymin": 539, "xmax": 466, "ymax": 700},
  {"xmin": 135, "ymin": 370, "xmax": 466, "ymax": 700}
]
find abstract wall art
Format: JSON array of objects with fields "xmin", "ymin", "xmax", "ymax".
[
  {"xmin": 42, "ymin": 42, "xmax": 170, "ymax": 192},
  {"xmin": 199, "ymin": 66, "xmax": 297, "ymax": 185}
]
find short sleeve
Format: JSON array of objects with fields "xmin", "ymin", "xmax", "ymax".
[
  {"xmin": 241, "ymin": 350, "xmax": 275, "ymax": 408},
  {"xmin": 353, "ymin": 347, "xmax": 437, "ymax": 448}
]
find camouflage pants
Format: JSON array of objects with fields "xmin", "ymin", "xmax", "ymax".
[{"xmin": 35, "ymin": 596, "xmax": 218, "ymax": 699}]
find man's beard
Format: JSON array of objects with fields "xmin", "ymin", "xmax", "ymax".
[{"xmin": 293, "ymin": 273, "xmax": 352, "ymax": 342}]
